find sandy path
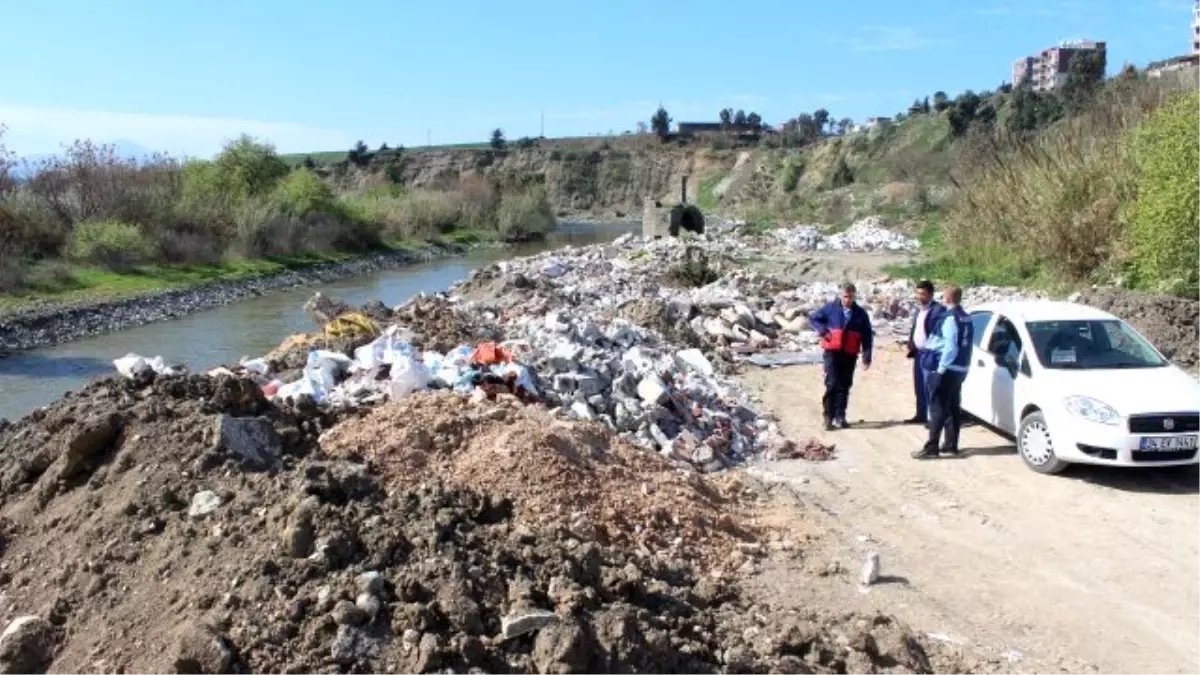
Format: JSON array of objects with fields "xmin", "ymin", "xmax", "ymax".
[{"xmin": 739, "ymin": 346, "xmax": 1199, "ymax": 673}]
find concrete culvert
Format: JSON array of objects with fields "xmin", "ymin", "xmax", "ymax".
[{"xmin": 668, "ymin": 205, "xmax": 705, "ymax": 237}]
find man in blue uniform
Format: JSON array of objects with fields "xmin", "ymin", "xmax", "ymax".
[
  {"xmin": 809, "ymin": 282, "xmax": 875, "ymax": 431},
  {"xmin": 913, "ymin": 284, "xmax": 973, "ymax": 459}
]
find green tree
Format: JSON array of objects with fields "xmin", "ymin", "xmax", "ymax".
[
  {"xmin": 932, "ymin": 91, "xmax": 950, "ymax": 112},
  {"xmin": 651, "ymin": 106, "xmax": 672, "ymax": 140},
  {"xmin": 813, "ymin": 108, "xmax": 830, "ymax": 135},
  {"xmin": 836, "ymin": 118, "xmax": 852, "ymax": 135},
  {"xmin": 733, "ymin": 109, "xmax": 747, "ymax": 126},
  {"xmin": 302, "ymin": 155, "xmax": 316, "ymax": 170},
  {"xmin": 947, "ymin": 91, "xmax": 982, "ymax": 136},
  {"xmin": 719, "ymin": 108, "xmax": 733, "ymax": 128},
  {"xmin": 746, "ymin": 111, "xmax": 763, "ymax": 132},
  {"xmin": 213, "ymin": 135, "xmax": 290, "ymax": 199},
  {"xmin": 490, "ymin": 128, "xmax": 507, "ymax": 150},
  {"xmin": 348, "ymin": 140, "xmax": 371, "ymax": 168},
  {"xmin": 1060, "ymin": 51, "xmax": 1106, "ymax": 113}
]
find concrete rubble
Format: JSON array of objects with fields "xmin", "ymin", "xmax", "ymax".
[
  {"xmin": 769, "ymin": 216, "xmax": 922, "ymax": 252},
  {"xmin": 110, "ymin": 219, "xmax": 1037, "ymax": 473}
]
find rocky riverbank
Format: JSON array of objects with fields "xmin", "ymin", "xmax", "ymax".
[{"xmin": 0, "ymin": 244, "xmax": 467, "ymax": 355}]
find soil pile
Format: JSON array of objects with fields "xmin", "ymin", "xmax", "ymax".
[
  {"xmin": 0, "ymin": 373, "xmax": 962, "ymax": 673},
  {"xmin": 319, "ymin": 391, "xmax": 757, "ymax": 572},
  {"xmin": 1078, "ymin": 287, "xmax": 1199, "ymax": 372}
]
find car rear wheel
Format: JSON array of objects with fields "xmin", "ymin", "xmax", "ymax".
[{"xmin": 1018, "ymin": 411, "xmax": 1068, "ymax": 475}]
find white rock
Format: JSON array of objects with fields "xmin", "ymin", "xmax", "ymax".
[
  {"xmin": 674, "ymin": 349, "xmax": 714, "ymax": 377},
  {"xmin": 637, "ymin": 375, "xmax": 670, "ymax": 405},
  {"xmin": 188, "ymin": 490, "xmax": 222, "ymax": 519},
  {"xmin": 500, "ymin": 610, "xmax": 558, "ymax": 640}
]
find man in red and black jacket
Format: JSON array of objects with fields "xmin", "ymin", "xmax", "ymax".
[{"xmin": 809, "ymin": 282, "xmax": 875, "ymax": 431}]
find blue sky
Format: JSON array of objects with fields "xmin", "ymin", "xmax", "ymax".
[{"xmin": 0, "ymin": 0, "xmax": 1192, "ymax": 157}]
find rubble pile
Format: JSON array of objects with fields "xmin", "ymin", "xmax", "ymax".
[
  {"xmin": 769, "ymin": 217, "xmax": 921, "ymax": 253},
  {"xmin": 319, "ymin": 391, "xmax": 759, "ymax": 569},
  {"xmin": 0, "ymin": 369, "xmax": 970, "ymax": 674}
]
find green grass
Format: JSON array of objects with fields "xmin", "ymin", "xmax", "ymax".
[
  {"xmin": 0, "ymin": 246, "xmax": 433, "ymax": 313},
  {"xmin": 695, "ymin": 171, "xmax": 726, "ymax": 212}
]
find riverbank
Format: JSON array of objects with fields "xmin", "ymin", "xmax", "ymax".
[{"xmin": 0, "ymin": 242, "xmax": 470, "ymax": 354}]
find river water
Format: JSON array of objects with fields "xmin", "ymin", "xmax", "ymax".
[{"xmin": 0, "ymin": 221, "xmax": 638, "ymax": 421}]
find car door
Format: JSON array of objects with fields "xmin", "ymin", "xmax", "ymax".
[
  {"xmin": 960, "ymin": 311, "xmax": 997, "ymax": 420},
  {"xmin": 985, "ymin": 316, "xmax": 1025, "ymax": 433}
]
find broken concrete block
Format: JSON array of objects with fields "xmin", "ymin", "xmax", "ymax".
[
  {"xmin": 549, "ymin": 342, "xmax": 584, "ymax": 372},
  {"xmin": 213, "ymin": 415, "xmax": 282, "ymax": 469},
  {"xmin": 674, "ymin": 349, "xmax": 714, "ymax": 377},
  {"xmin": 636, "ymin": 375, "xmax": 669, "ymax": 405},
  {"xmin": 501, "ymin": 610, "xmax": 558, "ymax": 640}
]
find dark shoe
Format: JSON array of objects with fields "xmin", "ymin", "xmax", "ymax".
[
  {"xmin": 911, "ymin": 448, "xmax": 940, "ymax": 460},
  {"xmin": 824, "ymin": 419, "xmax": 835, "ymax": 431},
  {"xmin": 904, "ymin": 416, "xmax": 928, "ymax": 425},
  {"xmin": 835, "ymin": 418, "xmax": 851, "ymax": 429},
  {"xmin": 940, "ymin": 447, "xmax": 960, "ymax": 456}
]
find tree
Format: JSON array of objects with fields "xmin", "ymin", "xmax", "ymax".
[
  {"xmin": 1060, "ymin": 51, "xmax": 1105, "ymax": 113},
  {"xmin": 733, "ymin": 109, "xmax": 747, "ymax": 126},
  {"xmin": 302, "ymin": 155, "xmax": 316, "ymax": 170},
  {"xmin": 348, "ymin": 140, "xmax": 371, "ymax": 168},
  {"xmin": 836, "ymin": 118, "xmax": 853, "ymax": 135},
  {"xmin": 746, "ymin": 112, "xmax": 763, "ymax": 132},
  {"xmin": 378, "ymin": 142, "xmax": 390, "ymax": 153},
  {"xmin": 650, "ymin": 106, "xmax": 671, "ymax": 140},
  {"xmin": 516, "ymin": 136, "xmax": 539, "ymax": 150},
  {"xmin": 719, "ymin": 108, "xmax": 733, "ymax": 128},
  {"xmin": 813, "ymin": 108, "xmax": 830, "ymax": 135},
  {"xmin": 1118, "ymin": 63, "xmax": 1139, "ymax": 81},
  {"xmin": 932, "ymin": 91, "xmax": 950, "ymax": 112},
  {"xmin": 490, "ymin": 128, "xmax": 506, "ymax": 150},
  {"xmin": 947, "ymin": 91, "xmax": 982, "ymax": 136},
  {"xmin": 922, "ymin": 96, "xmax": 931, "ymax": 114}
]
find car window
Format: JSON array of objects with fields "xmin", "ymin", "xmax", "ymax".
[
  {"xmin": 987, "ymin": 316, "xmax": 1023, "ymax": 365},
  {"xmin": 1027, "ymin": 319, "xmax": 1166, "ymax": 370},
  {"xmin": 969, "ymin": 311, "xmax": 992, "ymax": 348}
]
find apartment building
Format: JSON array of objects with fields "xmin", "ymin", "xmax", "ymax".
[{"xmin": 1011, "ymin": 40, "xmax": 1107, "ymax": 92}]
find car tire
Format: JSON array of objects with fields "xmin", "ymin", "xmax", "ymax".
[{"xmin": 1017, "ymin": 411, "xmax": 1068, "ymax": 475}]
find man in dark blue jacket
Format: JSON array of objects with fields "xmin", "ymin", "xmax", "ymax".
[
  {"xmin": 810, "ymin": 282, "xmax": 875, "ymax": 431},
  {"xmin": 905, "ymin": 280, "xmax": 943, "ymax": 425},
  {"xmin": 913, "ymin": 284, "xmax": 974, "ymax": 459}
]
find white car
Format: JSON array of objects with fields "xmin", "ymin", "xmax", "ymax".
[{"xmin": 960, "ymin": 300, "xmax": 1200, "ymax": 474}]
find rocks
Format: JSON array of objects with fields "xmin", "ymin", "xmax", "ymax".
[
  {"xmin": 60, "ymin": 413, "xmax": 122, "ymax": 479},
  {"xmin": 212, "ymin": 415, "xmax": 281, "ymax": 469},
  {"xmin": 500, "ymin": 609, "xmax": 559, "ymax": 640},
  {"xmin": 169, "ymin": 621, "xmax": 234, "ymax": 674},
  {"xmin": 187, "ymin": 490, "xmax": 223, "ymax": 519},
  {"xmin": 0, "ymin": 616, "xmax": 56, "ymax": 674},
  {"xmin": 332, "ymin": 600, "xmax": 368, "ymax": 626}
]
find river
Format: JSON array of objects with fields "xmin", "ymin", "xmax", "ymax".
[{"xmin": 0, "ymin": 220, "xmax": 638, "ymax": 421}]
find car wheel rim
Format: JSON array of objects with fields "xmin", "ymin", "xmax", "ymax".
[{"xmin": 1021, "ymin": 420, "xmax": 1054, "ymax": 466}]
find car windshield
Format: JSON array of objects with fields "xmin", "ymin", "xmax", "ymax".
[{"xmin": 1026, "ymin": 319, "xmax": 1167, "ymax": 370}]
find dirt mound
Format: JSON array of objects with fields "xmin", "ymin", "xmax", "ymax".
[
  {"xmin": 393, "ymin": 295, "xmax": 506, "ymax": 353},
  {"xmin": 1078, "ymin": 288, "xmax": 1199, "ymax": 372},
  {"xmin": 319, "ymin": 391, "xmax": 756, "ymax": 571}
]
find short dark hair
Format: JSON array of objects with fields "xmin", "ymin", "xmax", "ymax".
[
  {"xmin": 841, "ymin": 282, "xmax": 857, "ymax": 293},
  {"xmin": 916, "ymin": 279, "xmax": 934, "ymax": 293}
]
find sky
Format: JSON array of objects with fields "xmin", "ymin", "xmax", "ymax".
[{"xmin": 0, "ymin": 0, "xmax": 1193, "ymax": 158}]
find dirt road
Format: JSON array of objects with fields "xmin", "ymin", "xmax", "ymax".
[{"xmin": 740, "ymin": 346, "xmax": 1200, "ymax": 674}]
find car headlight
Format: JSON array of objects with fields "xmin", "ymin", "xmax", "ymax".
[{"xmin": 1063, "ymin": 396, "xmax": 1120, "ymax": 425}]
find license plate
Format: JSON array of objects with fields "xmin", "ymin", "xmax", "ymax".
[{"xmin": 1139, "ymin": 435, "xmax": 1199, "ymax": 451}]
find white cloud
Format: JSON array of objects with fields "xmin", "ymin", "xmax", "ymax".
[
  {"xmin": 835, "ymin": 26, "xmax": 945, "ymax": 52},
  {"xmin": 0, "ymin": 102, "xmax": 354, "ymax": 158}
]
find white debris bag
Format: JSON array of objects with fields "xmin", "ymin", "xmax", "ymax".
[
  {"xmin": 541, "ymin": 259, "xmax": 569, "ymax": 278},
  {"xmin": 303, "ymin": 350, "xmax": 352, "ymax": 404},
  {"xmin": 388, "ymin": 355, "xmax": 432, "ymax": 399},
  {"xmin": 239, "ymin": 358, "xmax": 270, "ymax": 375},
  {"xmin": 113, "ymin": 353, "xmax": 180, "ymax": 379},
  {"xmin": 434, "ymin": 345, "xmax": 474, "ymax": 388}
]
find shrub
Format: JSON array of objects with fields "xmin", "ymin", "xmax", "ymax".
[
  {"xmin": 271, "ymin": 168, "xmax": 340, "ymax": 218},
  {"xmin": 65, "ymin": 220, "xmax": 156, "ymax": 270},
  {"xmin": 1126, "ymin": 91, "xmax": 1200, "ymax": 296},
  {"xmin": 495, "ymin": 186, "xmax": 556, "ymax": 241},
  {"xmin": 211, "ymin": 135, "xmax": 289, "ymax": 200}
]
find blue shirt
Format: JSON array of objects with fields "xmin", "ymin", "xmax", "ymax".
[{"xmin": 923, "ymin": 305, "xmax": 965, "ymax": 374}]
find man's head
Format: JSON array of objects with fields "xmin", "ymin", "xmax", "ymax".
[
  {"xmin": 840, "ymin": 282, "xmax": 857, "ymax": 308},
  {"xmin": 915, "ymin": 279, "xmax": 934, "ymax": 306},
  {"xmin": 942, "ymin": 284, "xmax": 963, "ymax": 307}
]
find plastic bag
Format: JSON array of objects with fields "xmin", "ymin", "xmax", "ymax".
[
  {"xmin": 388, "ymin": 355, "xmax": 432, "ymax": 399},
  {"xmin": 434, "ymin": 345, "xmax": 475, "ymax": 388},
  {"xmin": 304, "ymin": 350, "xmax": 352, "ymax": 404},
  {"xmin": 113, "ymin": 353, "xmax": 180, "ymax": 379}
]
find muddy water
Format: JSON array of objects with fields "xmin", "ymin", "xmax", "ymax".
[{"xmin": 0, "ymin": 221, "xmax": 637, "ymax": 421}]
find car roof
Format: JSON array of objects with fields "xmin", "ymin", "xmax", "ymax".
[{"xmin": 967, "ymin": 300, "xmax": 1120, "ymax": 324}]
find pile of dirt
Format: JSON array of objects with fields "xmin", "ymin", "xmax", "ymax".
[
  {"xmin": 392, "ymin": 295, "xmax": 506, "ymax": 353},
  {"xmin": 1078, "ymin": 287, "xmax": 1199, "ymax": 372},
  {"xmin": 318, "ymin": 391, "xmax": 757, "ymax": 572},
  {"xmin": 0, "ymin": 373, "xmax": 958, "ymax": 674}
]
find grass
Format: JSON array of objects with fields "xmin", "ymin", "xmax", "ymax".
[{"xmin": 695, "ymin": 171, "xmax": 726, "ymax": 212}]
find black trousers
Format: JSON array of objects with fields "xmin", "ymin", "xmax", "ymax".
[
  {"xmin": 912, "ymin": 356, "xmax": 928, "ymax": 421},
  {"xmin": 822, "ymin": 351, "xmax": 858, "ymax": 422},
  {"xmin": 924, "ymin": 370, "xmax": 964, "ymax": 452}
]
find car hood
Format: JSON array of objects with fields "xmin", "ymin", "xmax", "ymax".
[{"xmin": 1045, "ymin": 366, "xmax": 1200, "ymax": 415}]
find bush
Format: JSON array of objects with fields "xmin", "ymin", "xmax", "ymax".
[
  {"xmin": 65, "ymin": 220, "xmax": 156, "ymax": 270},
  {"xmin": 495, "ymin": 186, "xmax": 556, "ymax": 241},
  {"xmin": 1126, "ymin": 91, "xmax": 1199, "ymax": 296},
  {"xmin": 212, "ymin": 135, "xmax": 289, "ymax": 200},
  {"xmin": 271, "ymin": 168, "xmax": 340, "ymax": 218}
]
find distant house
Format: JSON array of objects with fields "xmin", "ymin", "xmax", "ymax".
[
  {"xmin": 676, "ymin": 121, "xmax": 760, "ymax": 137},
  {"xmin": 863, "ymin": 117, "xmax": 892, "ymax": 130},
  {"xmin": 1146, "ymin": 53, "xmax": 1199, "ymax": 78}
]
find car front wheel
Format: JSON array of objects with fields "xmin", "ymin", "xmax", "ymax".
[{"xmin": 1018, "ymin": 411, "xmax": 1068, "ymax": 475}]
